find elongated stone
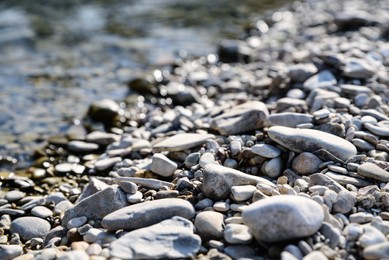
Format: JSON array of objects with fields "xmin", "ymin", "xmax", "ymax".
[
  {"xmin": 268, "ymin": 113, "xmax": 313, "ymax": 128},
  {"xmin": 357, "ymin": 163, "xmax": 389, "ymax": 182},
  {"xmin": 202, "ymin": 164, "xmax": 275, "ymax": 200},
  {"xmin": 153, "ymin": 133, "xmax": 215, "ymax": 152},
  {"xmin": 102, "ymin": 198, "xmax": 195, "ymax": 231},
  {"xmin": 267, "ymin": 126, "xmax": 357, "ymax": 162},
  {"xmin": 211, "ymin": 101, "xmax": 269, "ymax": 135}
]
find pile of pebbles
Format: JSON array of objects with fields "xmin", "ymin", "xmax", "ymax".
[{"xmin": 1, "ymin": 0, "xmax": 389, "ymax": 259}]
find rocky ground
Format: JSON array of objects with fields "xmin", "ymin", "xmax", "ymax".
[{"xmin": 1, "ymin": 0, "xmax": 389, "ymax": 259}]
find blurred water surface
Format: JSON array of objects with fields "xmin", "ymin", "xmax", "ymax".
[{"xmin": 0, "ymin": 0, "xmax": 291, "ymax": 166}]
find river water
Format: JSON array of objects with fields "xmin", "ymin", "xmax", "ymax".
[{"xmin": 0, "ymin": 0, "xmax": 291, "ymax": 168}]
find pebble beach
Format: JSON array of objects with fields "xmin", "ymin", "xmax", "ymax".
[{"xmin": 1, "ymin": 0, "xmax": 389, "ymax": 259}]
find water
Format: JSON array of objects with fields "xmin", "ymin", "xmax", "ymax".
[{"xmin": 0, "ymin": 0, "xmax": 291, "ymax": 167}]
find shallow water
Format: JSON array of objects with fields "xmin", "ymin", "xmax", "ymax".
[{"xmin": 0, "ymin": 0, "xmax": 291, "ymax": 167}]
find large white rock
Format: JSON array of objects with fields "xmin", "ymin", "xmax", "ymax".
[{"xmin": 242, "ymin": 195, "xmax": 324, "ymax": 243}]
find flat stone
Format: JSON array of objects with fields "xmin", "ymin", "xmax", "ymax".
[
  {"xmin": 242, "ymin": 195, "xmax": 324, "ymax": 243},
  {"xmin": 114, "ymin": 176, "xmax": 174, "ymax": 190},
  {"xmin": 194, "ymin": 211, "xmax": 225, "ymax": 241},
  {"xmin": 57, "ymin": 250, "xmax": 89, "ymax": 260},
  {"xmin": 31, "ymin": 206, "xmax": 53, "ymax": 218},
  {"xmin": 251, "ymin": 144, "xmax": 281, "ymax": 158},
  {"xmin": 211, "ymin": 101, "xmax": 269, "ymax": 135},
  {"xmin": 199, "ymin": 152, "xmax": 216, "ymax": 168},
  {"xmin": 0, "ymin": 245, "xmax": 23, "ymax": 260},
  {"xmin": 153, "ymin": 133, "xmax": 215, "ymax": 152},
  {"xmin": 150, "ymin": 153, "xmax": 177, "ymax": 177},
  {"xmin": 110, "ymin": 216, "xmax": 201, "ymax": 259},
  {"xmin": 68, "ymin": 141, "xmax": 99, "ymax": 153},
  {"xmin": 363, "ymin": 242, "xmax": 389, "ymax": 260},
  {"xmin": 303, "ymin": 251, "xmax": 328, "ymax": 260},
  {"xmin": 102, "ymin": 198, "xmax": 195, "ymax": 231},
  {"xmin": 365, "ymin": 122, "xmax": 389, "ymax": 137},
  {"xmin": 343, "ymin": 58, "xmax": 375, "ymax": 79},
  {"xmin": 224, "ymin": 245, "xmax": 257, "ymax": 259},
  {"xmin": 325, "ymin": 171, "xmax": 373, "ymax": 187},
  {"xmin": 292, "ymin": 152, "xmax": 322, "ymax": 175},
  {"xmin": 268, "ymin": 126, "xmax": 357, "ymax": 162},
  {"xmin": 62, "ymin": 185, "xmax": 128, "ymax": 226},
  {"xmin": 223, "ymin": 224, "xmax": 253, "ymax": 244},
  {"xmin": 118, "ymin": 181, "xmax": 138, "ymax": 194},
  {"xmin": 303, "ymin": 70, "xmax": 337, "ymax": 91},
  {"xmin": 95, "ymin": 157, "xmax": 122, "ymax": 171},
  {"xmin": 231, "ymin": 185, "xmax": 257, "ymax": 202},
  {"xmin": 288, "ymin": 63, "xmax": 318, "ymax": 82},
  {"xmin": 358, "ymin": 163, "xmax": 389, "ymax": 182},
  {"xmin": 202, "ymin": 164, "xmax": 275, "ymax": 200},
  {"xmin": 4, "ymin": 190, "xmax": 25, "ymax": 202},
  {"xmin": 54, "ymin": 163, "xmax": 73, "ymax": 174},
  {"xmin": 10, "ymin": 217, "xmax": 51, "ymax": 242},
  {"xmin": 86, "ymin": 131, "xmax": 120, "ymax": 146},
  {"xmin": 67, "ymin": 216, "xmax": 88, "ymax": 229},
  {"xmin": 268, "ymin": 113, "xmax": 313, "ymax": 128}
]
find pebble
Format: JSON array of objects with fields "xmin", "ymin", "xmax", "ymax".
[
  {"xmin": 10, "ymin": 217, "xmax": 51, "ymax": 242},
  {"xmin": 0, "ymin": 245, "xmax": 23, "ymax": 260},
  {"xmin": 357, "ymin": 162, "xmax": 389, "ymax": 182},
  {"xmin": 303, "ymin": 70, "xmax": 336, "ymax": 91},
  {"xmin": 31, "ymin": 206, "xmax": 53, "ymax": 218},
  {"xmin": 67, "ymin": 216, "xmax": 88, "ymax": 229},
  {"xmin": 102, "ymin": 198, "xmax": 195, "ymax": 231},
  {"xmin": 292, "ymin": 152, "xmax": 322, "ymax": 175},
  {"xmin": 150, "ymin": 153, "xmax": 177, "ymax": 177},
  {"xmin": 231, "ymin": 185, "xmax": 257, "ymax": 202},
  {"xmin": 153, "ymin": 133, "xmax": 215, "ymax": 152},
  {"xmin": 350, "ymin": 212, "xmax": 374, "ymax": 224},
  {"xmin": 302, "ymin": 251, "xmax": 328, "ymax": 260},
  {"xmin": 213, "ymin": 201, "xmax": 230, "ymax": 212},
  {"xmin": 202, "ymin": 164, "xmax": 275, "ymax": 200},
  {"xmin": 223, "ymin": 223, "xmax": 253, "ymax": 244},
  {"xmin": 359, "ymin": 225, "xmax": 386, "ymax": 248},
  {"xmin": 343, "ymin": 58, "xmax": 375, "ymax": 79},
  {"xmin": 61, "ymin": 185, "xmax": 128, "ymax": 226},
  {"xmin": 4, "ymin": 191, "xmax": 25, "ymax": 203},
  {"xmin": 184, "ymin": 152, "xmax": 201, "ymax": 168},
  {"xmin": 211, "ymin": 101, "xmax": 269, "ymax": 135},
  {"xmin": 223, "ymin": 245, "xmax": 257, "ymax": 259},
  {"xmin": 251, "ymin": 144, "xmax": 281, "ymax": 158},
  {"xmin": 118, "ymin": 181, "xmax": 138, "ymax": 194},
  {"xmin": 199, "ymin": 152, "xmax": 216, "ymax": 168},
  {"xmin": 332, "ymin": 191, "xmax": 356, "ymax": 214},
  {"xmin": 85, "ymin": 131, "xmax": 120, "ymax": 146},
  {"xmin": 94, "ymin": 157, "xmax": 122, "ymax": 171},
  {"xmin": 109, "ymin": 216, "xmax": 201, "ymax": 259},
  {"xmin": 194, "ymin": 211, "xmax": 225, "ymax": 240},
  {"xmin": 262, "ymin": 157, "xmax": 283, "ymax": 178},
  {"xmin": 268, "ymin": 112, "xmax": 313, "ymax": 128},
  {"xmin": 68, "ymin": 141, "xmax": 99, "ymax": 153},
  {"xmin": 364, "ymin": 122, "xmax": 389, "ymax": 137},
  {"xmin": 242, "ymin": 195, "xmax": 324, "ymax": 242},
  {"xmin": 126, "ymin": 191, "xmax": 143, "ymax": 203},
  {"xmin": 268, "ymin": 126, "xmax": 357, "ymax": 162},
  {"xmin": 363, "ymin": 242, "xmax": 389, "ymax": 260},
  {"xmin": 57, "ymin": 250, "xmax": 89, "ymax": 260}
]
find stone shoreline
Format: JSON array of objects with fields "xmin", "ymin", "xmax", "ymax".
[{"xmin": 1, "ymin": 0, "xmax": 389, "ymax": 259}]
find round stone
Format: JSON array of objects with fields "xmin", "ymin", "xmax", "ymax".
[
  {"xmin": 31, "ymin": 206, "xmax": 53, "ymax": 219},
  {"xmin": 292, "ymin": 152, "xmax": 323, "ymax": 175},
  {"xmin": 242, "ymin": 195, "xmax": 324, "ymax": 243},
  {"xmin": 194, "ymin": 211, "xmax": 225, "ymax": 241},
  {"xmin": 251, "ymin": 144, "xmax": 281, "ymax": 158},
  {"xmin": 10, "ymin": 217, "xmax": 51, "ymax": 242}
]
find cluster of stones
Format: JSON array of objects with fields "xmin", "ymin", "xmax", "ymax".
[{"xmin": 1, "ymin": 0, "xmax": 389, "ymax": 259}]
